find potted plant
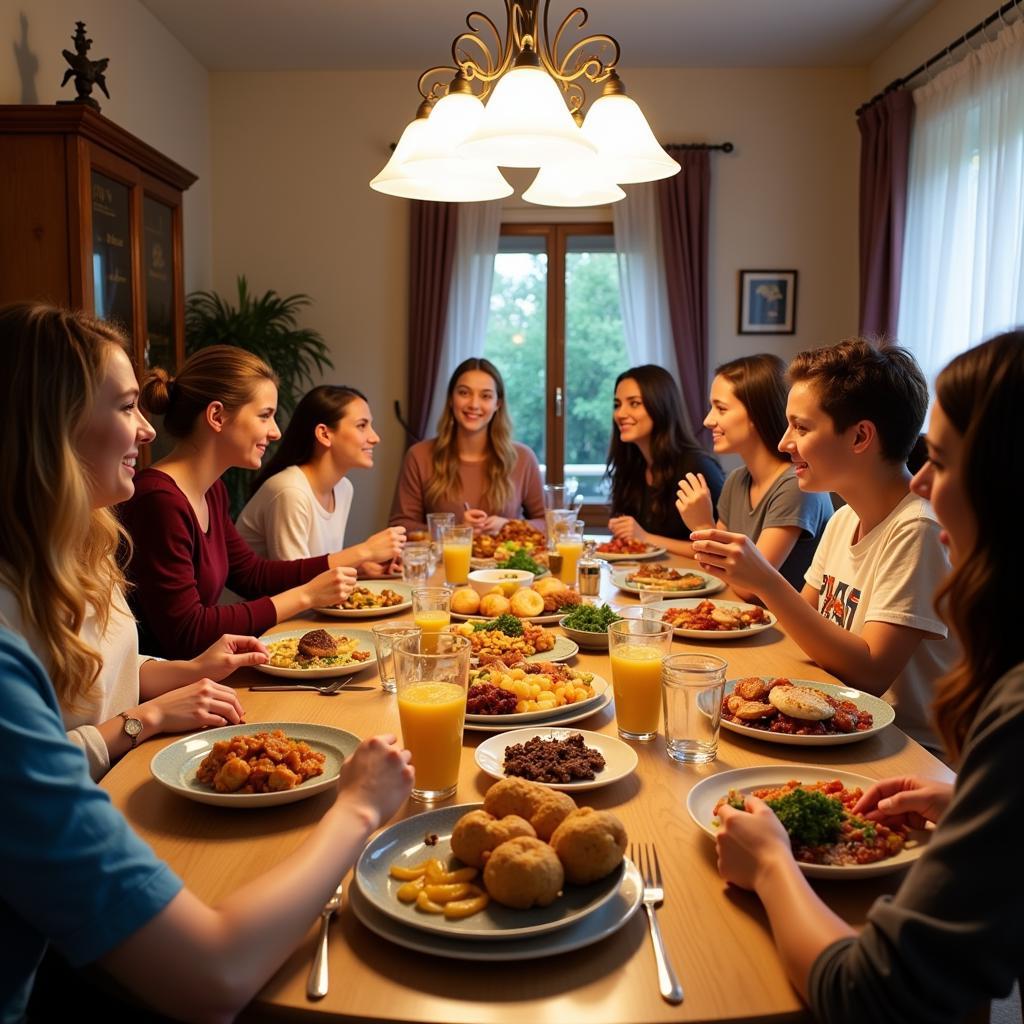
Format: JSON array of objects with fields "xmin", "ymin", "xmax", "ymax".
[{"xmin": 184, "ymin": 274, "xmax": 334, "ymax": 514}]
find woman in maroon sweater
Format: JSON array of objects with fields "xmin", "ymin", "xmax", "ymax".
[{"xmin": 122, "ymin": 347, "xmax": 357, "ymax": 658}]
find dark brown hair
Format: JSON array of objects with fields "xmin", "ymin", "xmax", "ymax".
[
  {"xmin": 141, "ymin": 345, "xmax": 278, "ymax": 439},
  {"xmin": 788, "ymin": 338, "xmax": 928, "ymax": 462},
  {"xmin": 714, "ymin": 353, "xmax": 788, "ymax": 460},
  {"xmin": 607, "ymin": 365, "xmax": 716, "ymax": 520},
  {"xmin": 930, "ymin": 330, "xmax": 1023, "ymax": 760}
]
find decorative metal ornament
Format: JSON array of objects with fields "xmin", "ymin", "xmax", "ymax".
[{"xmin": 59, "ymin": 21, "xmax": 110, "ymax": 112}]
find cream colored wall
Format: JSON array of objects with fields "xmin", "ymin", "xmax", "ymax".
[
  {"xmin": 210, "ymin": 66, "xmax": 865, "ymax": 539},
  {"xmin": 0, "ymin": 0, "xmax": 212, "ymax": 290}
]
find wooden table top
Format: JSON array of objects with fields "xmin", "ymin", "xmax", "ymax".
[{"xmin": 101, "ymin": 560, "xmax": 953, "ymax": 1023}]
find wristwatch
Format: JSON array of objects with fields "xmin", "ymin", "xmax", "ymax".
[{"xmin": 119, "ymin": 711, "xmax": 143, "ymax": 749}]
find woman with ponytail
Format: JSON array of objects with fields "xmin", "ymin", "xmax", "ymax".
[
  {"xmin": 121, "ymin": 347, "xmax": 358, "ymax": 659},
  {"xmin": 711, "ymin": 331, "xmax": 1024, "ymax": 1022},
  {"xmin": 237, "ymin": 384, "xmax": 404, "ymax": 571}
]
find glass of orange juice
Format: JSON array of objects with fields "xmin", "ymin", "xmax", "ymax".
[
  {"xmin": 412, "ymin": 588, "xmax": 451, "ymax": 650},
  {"xmin": 393, "ymin": 632, "xmax": 471, "ymax": 801},
  {"xmin": 551, "ymin": 518, "xmax": 585, "ymax": 587},
  {"xmin": 608, "ymin": 618, "xmax": 674, "ymax": 741},
  {"xmin": 442, "ymin": 525, "xmax": 473, "ymax": 586}
]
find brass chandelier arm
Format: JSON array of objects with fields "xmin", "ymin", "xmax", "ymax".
[{"xmin": 547, "ymin": 4, "xmax": 619, "ymax": 86}]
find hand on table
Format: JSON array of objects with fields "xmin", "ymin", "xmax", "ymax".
[
  {"xmin": 191, "ymin": 634, "xmax": 268, "ymax": 681},
  {"xmin": 675, "ymin": 473, "xmax": 715, "ymax": 532},
  {"xmin": 608, "ymin": 515, "xmax": 646, "ymax": 542},
  {"xmin": 463, "ymin": 508, "xmax": 507, "ymax": 534},
  {"xmin": 360, "ymin": 526, "xmax": 406, "ymax": 564},
  {"xmin": 336, "ymin": 734, "xmax": 414, "ymax": 828},
  {"xmin": 852, "ymin": 776, "xmax": 953, "ymax": 829},
  {"xmin": 303, "ymin": 566, "xmax": 358, "ymax": 609},
  {"xmin": 715, "ymin": 796, "xmax": 796, "ymax": 892},
  {"xmin": 141, "ymin": 679, "xmax": 246, "ymax": 736},
  {"xmin": 689, "ymin": 528, "xmax": 780, "ymax": 597}
]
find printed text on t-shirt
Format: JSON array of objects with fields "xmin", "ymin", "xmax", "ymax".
[{"xmin": 818, "ymin": 574, "xmax": 861, "ymax": 630}]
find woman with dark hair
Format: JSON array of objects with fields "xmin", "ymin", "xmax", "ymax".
[
  {"xmin": 389, "ymin": 357, "xmax": 545, "ymax": 534},
  {"xmin": 120, "ymin": 347, "xmax": 358, "ymax": 659},
  {"xmin": 675, "ymin": 354, "xmax": 832, "ymax": 596},
  {"xmin": 711, "ymin": 331, "xmax": 1024, "ymax": 1023},
  {"xmin": 606, "ymin": 364, "xmax": 724, "ymax": 555},
  {"xmin": 236, "ymin": 385, "xmax": 404, "ymax": 574}
]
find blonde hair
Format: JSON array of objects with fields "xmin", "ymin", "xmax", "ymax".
[
  {"xmin": 140, "ymin": 345, "xmax": 278, "ymax": 437},
  {"xmin": 0, "ymin": 303, "xmax": 131, "ymax": 709},
  {"xmin": 425, "ymin": 358, "xmax": 516, "ymax": 511}
]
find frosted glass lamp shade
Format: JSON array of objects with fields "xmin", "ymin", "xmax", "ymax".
[
  {"xmin": 581, "ymin": 93, "xmax": 680, "ymax": 184},
  {"xmin": 521, "ymin": 158, "xmax": 625, "ymax": 207}
]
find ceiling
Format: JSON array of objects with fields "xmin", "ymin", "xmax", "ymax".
[{"xmin": 139, "ymin": 0, "xmax": 938, "ymax": 72}]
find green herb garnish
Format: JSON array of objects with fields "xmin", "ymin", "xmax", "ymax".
[
  {"xmin": 764, "ymin": 788, "xmax": 844, "ymax": 846},
  {"xmin": 471, "ymin": 613, "xmax": 524, "ymax": 637},
  {"xmin": 496, "ymin": 548, "xmax": 545, "ymax": 574},
  {"xmin": 561, "ymin": 603, "xmax": 624, "ymax": 633}
]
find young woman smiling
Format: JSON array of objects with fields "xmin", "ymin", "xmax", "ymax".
[
  {"xmin": 237, "ymin": 385, "xmax": 405, "ymax": 571},
  {"xmin": 606, "ymin": 364, "xmax": 724, "ymax": 555},
  {"xmin": 121, "ymin": 347, "xmax": 358, "ymax": 659},
  {"xmin": 0, "ymin": 305, "xmax": 263, "ymax": 782},
  {"xmin": 389, "ymin": 357, "xmax": 545, "ymax": 534},
  {"xmin": 713, "ymin": 331, "xmax": 1024, "ymax": 1023},
  {"xmin": 675, "ymin": 354, "xmax": 832, "ymax": 598}
]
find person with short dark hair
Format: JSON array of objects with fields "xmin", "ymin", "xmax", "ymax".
[
  {"xmin": 607, "ymin": 364, "xmax": 724, "ymax": 556},
  {"xmin": 691, "ymin": 339, "xmax": 954, "ymax": 750}
]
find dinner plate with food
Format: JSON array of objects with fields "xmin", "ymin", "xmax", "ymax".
[
  {"xmin": 717, "ymin": 677, "xmax": 895, "ymax": 745},
  {"xmin": 465, "ymin": 688, "xmax": 613, "ymax": 734},
  {"xmin": 475, "ymin": 728, "xmax": 638, "ymax": 792},
  {"xmin": 557, "ymin": 603, "xmax": 624, "ymax": 650},
  {"xmin": 255, "ymin": 627, "xmax": 376, "ymax": 679},
  {"xmin": 465, "ymin": 664, "xmax": 608, "ymax": 725},
  {"xmin": 687, "ymin": 765, "xmax": 930, "ymax": 878},
  {"xmin": 316, "ymin": 581, "xmax": 413, "ymax": 619},
  {"xmin": 448, "ymin": 618, "xmax": 579, "ymax": 667},
  {"xmin": 354, "ymin": 778, "xmax": 631, "ymax": 941},
  {"xmin": 611, "ymin": 564, "xmax": 725, "ymax": 596},
  {"xmin": 449, "ymin": 577, "xmax": 581, "ymax": 625},
  {"xmin": 594, "ymin": 538, "xmax": 667, "ymax": 561},
  {"xmin": 150, "ymin": 722, "xmax": 360, "ymax": 808},
  {"xmin": 646, "ymin": 598, "xmax": 777, "ymax": 640}
]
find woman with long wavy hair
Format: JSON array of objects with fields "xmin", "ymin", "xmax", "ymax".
[
  {"xmin": 0, "ymin": 304, "xmax": 262, "ymax": 782},
  {"xmin": 237, "ymin": 385, "xmax": 404, "ymax": 572},
  {"xmin": 607, "ymin": 364, "xmax": 724, "ymax": 555},
  {"xmin": 389, "ymin": 357, "xmax": 545, "ymax": 534},
  {"xmin": 711, "ymin": 331, "xmax": 1024, "ymax": 1022}
]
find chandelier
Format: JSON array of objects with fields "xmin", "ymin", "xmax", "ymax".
[{"xmin": 369, "ymin": 0, "xmax": 680, "ymax": 207}]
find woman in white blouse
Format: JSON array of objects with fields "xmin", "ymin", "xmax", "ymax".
[{"xmin": 237, "ymin": 385, "xmax": 404, "ymax": 574}]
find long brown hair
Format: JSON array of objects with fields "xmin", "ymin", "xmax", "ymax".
[
  {"xmin": 0, "ymin": 303, "xmax": 130, "ymax": 708},
  {"xmin": 140, "ymin": 345, "xmax": 278, "ymax": 436},
  {"xmin": 425, "ymin": 358, "xmax": 516, "ymax": 511},
  {"xmin": 714, "ymin": 354, "xmax": 789, "ymax": 460},
  {"xmin": 931, "ymin": 331, "xmax": 1023, "ymax": 760},
  {"xmin": 607, "ymin": 365, "xmax": 715, "ymax": 520}
]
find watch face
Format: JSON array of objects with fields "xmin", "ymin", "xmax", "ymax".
[{"xmin": 123, "ymin": 716, "xmax": 143, "ymax": 737}]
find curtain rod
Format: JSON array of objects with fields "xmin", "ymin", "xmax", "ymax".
[
  {"xmin": 857, "ymin": 0, "xmax": 1021, "ymax": 115},
  {"xmin": 664, "ymin": 142, "xmax": 734, "ymax": 152}
]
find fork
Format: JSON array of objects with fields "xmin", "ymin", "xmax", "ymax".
[
  {"xmin": 306, "ymin": 881, "xmax": 345, "ymax": 999},
  {"xmin": 250, "ymin": 676, "xmax": 349, "ymax": 695},
  {"xmin": 631, "ymin": 842, "xmax": 684, "ymax": 1005}
]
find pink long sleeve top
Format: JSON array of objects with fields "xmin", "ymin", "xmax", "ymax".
[{"xmin": 120, "ymin": 469, "xmax": 329, "ymax": 658}]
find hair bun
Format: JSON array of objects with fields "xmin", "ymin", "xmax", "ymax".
[{"xmin": 140, "ymin": 367, "xmax": 174, "ymax": 416}]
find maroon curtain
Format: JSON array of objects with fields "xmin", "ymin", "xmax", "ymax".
[
  {"xmin": 657, "ymin": 148, "xmax": 711, "ymax": 442},
  {"xmin": 857, "ymin": 89, "xmax": 913, "ymax": 340},
  {"xmin": 407, "ymin": 200, "xmax": 459, "ymax": 442}
]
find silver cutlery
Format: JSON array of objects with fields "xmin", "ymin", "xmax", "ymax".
[
  {"xmin": 631, "ymin": 842, "xmax": 684, "ymax": 1005},
  {"xmin": 250, "ymin": 677, "xmax": 349, "ymax": 695},
  {"xmin": 306, "ymin": 881, "xmax": 345, "ymax": 999}
]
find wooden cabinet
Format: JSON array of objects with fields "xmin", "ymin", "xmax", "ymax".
[{"xmin": 0, "ymin": 104, "xmax": 197, "ymax": 372}]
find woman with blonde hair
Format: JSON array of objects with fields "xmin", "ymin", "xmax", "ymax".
[
  {"xmin": 0, "ymin": 304, "xmax": 261, "ymax": 781},
  {"xmin": 713, "ymin": 331, "xmax": 1024, "ymax": 1021},
  {"xmin": 121, "ymin": 346, "xmax": 357, "ymax": 659},
  {"xmin": 389, "ymin": 357, "xmax": 545, "ymax": 533}
]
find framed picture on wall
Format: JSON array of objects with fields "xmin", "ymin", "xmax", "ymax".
[{"xmin": 738, "ymin": 270, "xmax": 797, "ymax": 334}]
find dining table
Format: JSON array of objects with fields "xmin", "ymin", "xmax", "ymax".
[{"xmin": 101, "ymin": 554, "xmax": 954, "ymax": 1023}]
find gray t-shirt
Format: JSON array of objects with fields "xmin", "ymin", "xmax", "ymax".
[{"xmin": 717, "ymin": 466, "xmax": 833, "ymax": 590}]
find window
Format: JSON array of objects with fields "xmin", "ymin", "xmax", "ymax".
[{"xmin": 483, "ymin": 224, "xmax": 630, "ymax": 514}]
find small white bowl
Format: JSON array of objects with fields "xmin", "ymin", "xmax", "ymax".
[{"xmin": 467, "ymin": 568, "xmax": 535, "ymax": 597}]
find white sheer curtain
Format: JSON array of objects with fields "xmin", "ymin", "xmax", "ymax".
[
  {"xmin": 897, "ymin": 18, "xmax": 1024, "ymax": 387},
  {"xmin": 612, "ymin": 181, "xmax": 682, "ymax": 384},
  {"xmin": 427, "ymin": 199, "xmax": 503, "ymax": 430}
]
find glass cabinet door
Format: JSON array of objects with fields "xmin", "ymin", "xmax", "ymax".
[
  {"xmin": 143, "ymin": 195, "xmax": 176, "ymax": 371},
  {"xmin": 90, "ymin": 170, "xmax": 133, "ymax": 335}
]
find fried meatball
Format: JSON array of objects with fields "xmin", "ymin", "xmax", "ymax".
[
  {"xmin": 550, "ymin": 807, "xmax": 627, "ymax": 885},
  {"xmin": 297, "ymin": 628, "xmax": 337, "ymax": 660},
  {"xmin": 528, "ymin": 789, "xmax": 576, "ymax": 840},
  {"xmin": 482, "ymin": 777, "xmax": 575, "ymax": 840},
  {"xmin": 483, "ymin": 837, "xmax": 564, "ymax": 909},
  {"xmin": 450, "ymin": 809, "xmax": 536, "ymax": 868}
]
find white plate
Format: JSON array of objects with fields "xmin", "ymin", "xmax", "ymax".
[
  {"xmin": 526, "ymin": 635, "xmax": 579, "ymax": 663},
  {"xmin": 255, "ymin": 627, "xmax": 377, "ymax": 679},
  {"xmin": 350, "ymin": 857, "xmax": 641, "ymax": 961},
  {"xmin": 646, "ymin": 598, "xmax": 777, "ymax": 640},
  {"xmin": 465, "ymin": 688, "xmax": 614, "ymax": 733},
  {"xmin": 452, "ymin": 609, "xmax": 565, "ymax": 626},
  {"xmin": 149, "ymin": 722, "xmax": 359, "ymax": 808},
  {"xmin": 475, "ymin": 727, "xmax": 638, "ymax": 791},
  {"xmin": 594, "ymin": 544, "xmax": 667, "ymax": 562},
  {"xmin": 718, "ymin": 678, "xmax": 895, "ymax": 746},
  {"xmin": 687, "ymin": 765, "xmax": 930, "ymax": 879},
  {"xmin": 354, "ymin": 803, "xmax": 626, "ymax": 940},
  {"xmin": 466, "ymin": 675, "xmax": 609, "ymax": 725},
  {"xmin": 611, "ymin": 567, "xmax": 725, "ymax": 597},
  {"xmin": 316, "ymin": 582, "xmax": 413, "ymax": 619}
]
